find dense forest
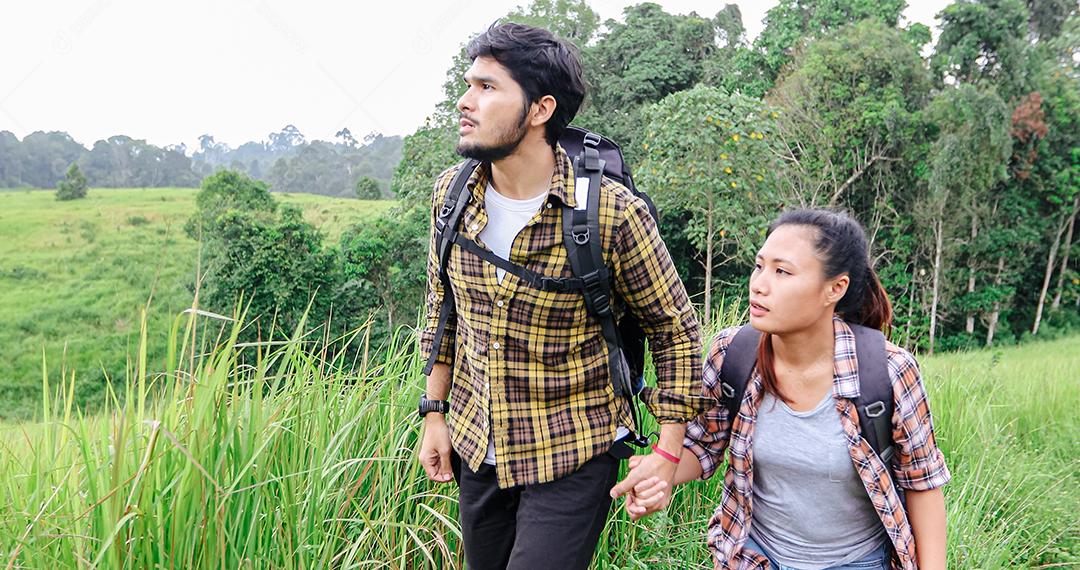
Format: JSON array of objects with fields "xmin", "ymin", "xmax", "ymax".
[{"xmin": 375, "ymin": 0, "xmax": 1078, "ymax": 353}]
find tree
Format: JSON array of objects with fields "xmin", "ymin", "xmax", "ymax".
[
  {"xmin": 506, "ymin": 0, "xmax": 599, "ymax": 43},
  {"xmin": 55, "ymin": 163, "xmax": 88, "ymax": 201},
  {"xmin": 737, "ymin": 0, "xmax": 907, "ymax": 97},
  {"xmin": 1029, "ymin": 68, "xmax": 1080, "ymax": 334},
  {"xmin": 918, "ymin": 85, "xmax": 1011, "ymax": 353},
  {"xmin": 768, "ymin": 21, "xmax": 931, "ymax": 211},
  {"xmin": 932, "ymin": 0, "xmax": 1033, "ymax": 100},
  {"xmin": 185, "ymin": 169, "xmax": 340, "ymax": 342},
  {"xmin": 637, "ymin": 84, "xmax": 782, "ymax": 324},
  {"xmin": 20, "ymin": 131, "xmax": 87, "ymax": 189},
  {"xmin": 184, "ymin": 170, "xmax": 277, "ymax": 240},
  {"xmin": 200, "ymin": 205, "xmax": 337, "ymax": 342},
  {"xmin": 355, "ymin": 176, "xmax": 381, "ymax": 200},
  {"xmin": 267, "ymin": 124, "xmax": 306, "ymax": 154},
  {"xmin": 337, "ymin": 209, "xmax": 428, "ymax": 336},
  {"xmin": 335, "ymin": 127, "xmax": 358, "ymax": 148},
  {"xmin": 575, "ymin": 4, "xmax": 719, "ymax": 164},
  {"xmin": 1026, "ymin": 0, "xmax": 1076, "ymax": 40}
]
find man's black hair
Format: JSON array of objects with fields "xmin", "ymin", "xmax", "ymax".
[{"xmin": 466, "ymin": 22, "xmax": 586, "ymax": 147}]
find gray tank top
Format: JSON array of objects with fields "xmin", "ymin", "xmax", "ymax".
[{"xmin": 749, "ymin": 392, "xmax": 888, "ymax": 569}]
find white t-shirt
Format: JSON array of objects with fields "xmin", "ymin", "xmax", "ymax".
[{"xmin": 477, "ymin": 182, "xmax": 630, "ymax": 465}]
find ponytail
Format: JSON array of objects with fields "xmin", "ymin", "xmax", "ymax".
[{"xmin": 856, "ymin": 265, "xmax": 893, "ymax": 338}]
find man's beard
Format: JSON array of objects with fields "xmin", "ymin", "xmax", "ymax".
[{"xmin": 456, "ymin": 107, "xmax": 530, "ymax": 162}]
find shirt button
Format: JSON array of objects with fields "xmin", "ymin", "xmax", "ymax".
[
  {"xmin": 471, "ymin": 223, "xmax": 479, "ymax": 231},
  {"xmin": 492, "ymin": 341, "xmax": 501, "ymax": 350},
  {"xmin": 545, "ymin": 203, "xmax": 553, "ymax": 209},
  {"xmin": 496, "ymin": 300, "xmax": 504, "ymax": 308}
]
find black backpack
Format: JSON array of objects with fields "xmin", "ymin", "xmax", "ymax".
[
  {"xmin": 718, "ymin": 323, "xmax": 897, "ymax": 467},
  {"xmin": 422, "ymin": 126, "xmax": 656, "ymax": 448}
]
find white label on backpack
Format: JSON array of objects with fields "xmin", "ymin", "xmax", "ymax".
[{"xmin": 575, "ymin": 176, "xmax": 590, "ymax": 211}]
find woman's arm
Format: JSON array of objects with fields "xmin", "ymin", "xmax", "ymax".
[
  {"xmin": 887, "ymin": 346, "xmax": 951, "ymax": 570},
  {"xmin": 673, "ymin": 447, "xmax": 704, "ymax": 484},
  {"xmin": 906, "ymin": 487, "xmax": 946, "ymax": 570}
]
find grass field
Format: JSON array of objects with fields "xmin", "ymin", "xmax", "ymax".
[
  {"xmin": 0, "ymin": 187, "xmax": 393, "ymax": 420},
  {"xmin": 0, "ymin": 305, "xmax": 1075, "ymax": 568}
]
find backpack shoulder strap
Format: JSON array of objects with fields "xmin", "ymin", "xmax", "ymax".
[
  {"xmin": 718, "ymin": 325, "xmax": 761, "ymax": 425},
  {"xmin": 422, "ymin": 159, "xmax": 478, "ymax": 375},
  {"xmin": 848, "ymin": 323, "xmax": 896, "ymax": 464},
  {"xmin": 563, "ymin": 137, "xmax": 651, "ymax": 445}
]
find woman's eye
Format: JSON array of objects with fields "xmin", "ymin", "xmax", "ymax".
[
  {"xmin": 482, "ymin": 83, "xmax": 494, "ymax": 90},
  {"xmin": 776, "ymin": 268, "xmax": 789, "ymax": 276},
  {"xmin": 753, "ymin": 263, "xmax": 762, "ymax": 271}
]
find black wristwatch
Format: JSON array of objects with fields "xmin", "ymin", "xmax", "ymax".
[{"xmin": 418, "ymin": 396, "xmax": 450, "ymax": 418}]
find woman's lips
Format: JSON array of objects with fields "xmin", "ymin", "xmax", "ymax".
[{"xmin": 749, "ymin": 300, "xmax": 769, "ymax": 317}]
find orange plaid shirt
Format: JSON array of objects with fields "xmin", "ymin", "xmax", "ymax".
[{"xmin": 685, "ymin": 318, "xmax": 951, "ymax": 569}]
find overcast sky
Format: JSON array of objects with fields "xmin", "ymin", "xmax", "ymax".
[{"xmin": 1, "ymin": 0, "xmax": 949, "ymax": 152}]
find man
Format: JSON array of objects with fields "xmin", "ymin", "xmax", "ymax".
[{"xmin": 416, "ymin": 22, "xmax": 705, "ymax": 569}]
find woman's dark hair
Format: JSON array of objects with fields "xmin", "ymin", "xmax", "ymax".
[
  {"xmin": 756, "ymin": 208, "xmax": 894, "ymax": 403},
  {"xmin": 466, "ymin": 22, "xmax": 586, "ymax": 147}
]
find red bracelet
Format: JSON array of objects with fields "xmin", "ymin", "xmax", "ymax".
[{"xmin": 651, "ymin": 444, "xmax": 681, "ymax": 464}]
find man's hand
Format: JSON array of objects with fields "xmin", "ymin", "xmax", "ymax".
[
  {"xmin": 626, "ymin": 454, "xmax": 675, "ymax": 520},
  {"xmin": 419, "ymin": 414, "xmax": 454, "ymax": 483}
]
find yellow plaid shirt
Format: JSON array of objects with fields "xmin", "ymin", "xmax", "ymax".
[{"xmin": 419, "ymin": 144, "xmax": 705, "ymax": 488}]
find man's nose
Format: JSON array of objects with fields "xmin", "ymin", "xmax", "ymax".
[{"xmin": 457, "ymin": 89, "xmax": 473, "ymax": 114}]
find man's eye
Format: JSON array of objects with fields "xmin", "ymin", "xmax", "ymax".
[{"xmin": 482, "ymin": 83, "xmax": 494, "ymax": 90}]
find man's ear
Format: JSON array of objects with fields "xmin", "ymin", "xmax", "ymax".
[{"xmin": 530, "ymin": 95, "xmax": 557, "ymax": 128}]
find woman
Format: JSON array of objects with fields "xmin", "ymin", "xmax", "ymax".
[{"xmin": 628, "ymin": 209, "xmax": 949, "ymax": 569}]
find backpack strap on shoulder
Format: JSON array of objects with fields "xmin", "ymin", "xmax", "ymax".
[
  {"xmin": 564, "ymin": 136, "xmax": 650, "ymax": 446},
  {"xmin": 422, "ymin": 159, "xmax": 479, "ymax": 375},
  {"xmin": 848, "ymin": 323, "xmax": 895, "ymax": 465},
  {"xmin": 718, "ymin": 325, "xmax": 761, "ymax": 425}
]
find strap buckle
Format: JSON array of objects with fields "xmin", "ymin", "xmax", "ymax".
[
  {"xmin": 583, "ymin": 132, "xmax": 602, "ymax": 148},
  {"xmin": 539, "ymin": 277, "xmax": 572, "ymax": 293},
  {"xmin": 720, "ymin": 382, "xmax": 736, "ymax": 400},
  {"xmin": 581, "ymin": 270, "xmax": 611, "ymax": 316},
  {"xmin": 864, "ymin": 401, "xmax": 887, "ymax": 418},
  {"xmin": 572, "ymin": 228, "xmax": 590, "ymax": 245}
]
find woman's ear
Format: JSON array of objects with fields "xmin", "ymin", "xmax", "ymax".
[{"xmin": 825, "ymin": 274, "xmax": 850, "ymax": 306}]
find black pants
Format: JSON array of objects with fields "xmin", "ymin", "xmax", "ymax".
[{"xmin": 450, "ymin": 441, "xmax": 632, "ymax": 570}]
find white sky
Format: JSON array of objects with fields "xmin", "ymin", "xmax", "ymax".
[{"xmin": 0, "ymin": 0, "xmax": 948, "ymax": 152}]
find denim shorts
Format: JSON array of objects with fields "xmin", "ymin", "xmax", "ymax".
[{"xmin": 743, "ymin": 536, "xmax": 889, "ymax": 570}]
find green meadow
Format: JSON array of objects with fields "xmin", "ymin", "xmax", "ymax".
[
  {"xmin": 0, "ymin": 188, "xmax": 393, "ymax": 420},
  {"xmin": 0, "ymin": 303, "xmax": 1075, "ymax": 568}
]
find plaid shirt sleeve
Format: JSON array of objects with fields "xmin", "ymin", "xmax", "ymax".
[
  {"xmin": 683, "ymin": 326, "xmax": 740, "ymax": 479},
  {"xmin": 888, "ymin": 345, "xmax": 951, "ymax": 491},
  {"xmin": 418, "ymin": 167, "xmax": 459, "ymax": 367},
  {"xmin": 612, "ymin": 196, "xmax": 706, "ymax": 423}
]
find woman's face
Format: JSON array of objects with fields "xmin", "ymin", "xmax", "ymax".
[{"xmin": 748, "ymin": 224, "xmax": 849, "ymax": 334}]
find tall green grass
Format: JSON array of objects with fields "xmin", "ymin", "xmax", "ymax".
[{"xmin": 0, "ymin": 302, "xmax": 1076, "ymax": 568}]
